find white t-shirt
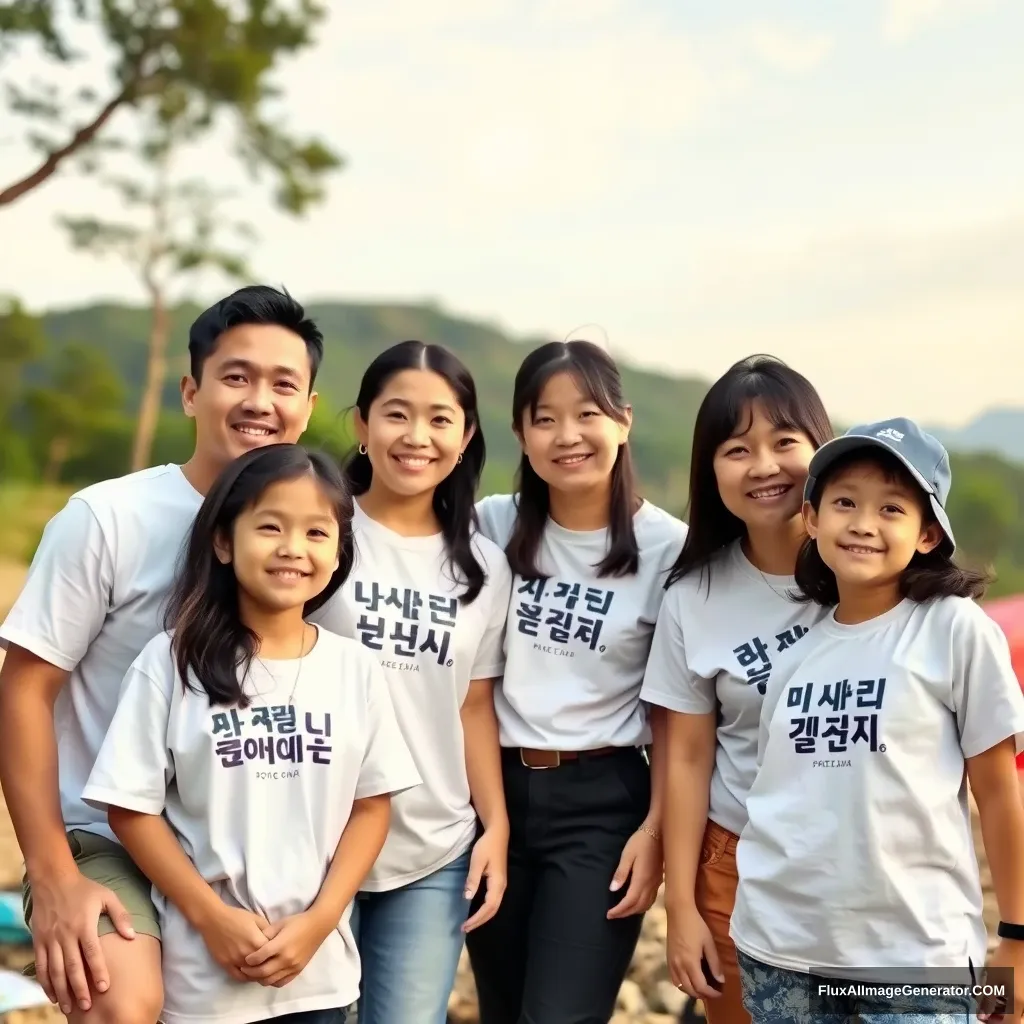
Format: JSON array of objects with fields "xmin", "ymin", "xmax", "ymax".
[
  {"xmin": 730, "ymin": 595, "xmax": 1024, "ymax": 981},
  {"xmin": 82, "ymin": 627, "xmax": 421, "ymax": 1024},
  {"xmin": 310, "ymin": 502, "xmax": 512, "ymax": 890},
  {"xmin": 0, "ymin": 464, "xmax": 203, "ymax": 843},
  {"xmin": 475, "ymin": 494, "xmax": 687, "ymax": 750},
  {"xmin": 640, "ymin": 540, "xmax": 828, "ymax": 836}
]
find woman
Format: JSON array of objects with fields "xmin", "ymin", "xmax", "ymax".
[
  {"xmin": 465, "ymin": 339, "xmax": 687, "ymax": 1024},
  {"xmin": 312, "ymin": 341, "xmax": 513, "ymax": 1024}
]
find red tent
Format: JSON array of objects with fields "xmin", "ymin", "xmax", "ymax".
[{"xmin": 985, "ymin": 596, "xmax": 1024, "ymax": 769}]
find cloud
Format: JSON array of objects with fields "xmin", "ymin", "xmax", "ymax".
[
  {"xmin": 881, "ymin": 0, "xmax": 1002, "ymax": 43},
  {"xmin": 745, "ymin": 24, "xmax": 835, "ymax": 75}
]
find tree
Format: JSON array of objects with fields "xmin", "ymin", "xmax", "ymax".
[
  {"xmin": 945, "ymin": 468, "xmax": 1018, "ymax": 566},
  {"xmin": 25, "ymin": 343, "xmax": 127, "ymax": 482},
  {"xmin": 60, "ymin": 91, "xmax": 255, "ymax": 471},
  {"xmin": 0, "ymin": 1, "xmax": 341, "ymax": 210},
  {"xmin": 0, "ymin": 296, "xmax": 48, "ymax": 478}
]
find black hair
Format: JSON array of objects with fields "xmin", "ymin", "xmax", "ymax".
[
  {"xmin": 188, "ymin": 284, "xmax": 324, "ymax": 389},
  {"xmin": 505, "ymin": 340, "xmax": 640, "ymax": 580},
  {"xmin": 666, "ymin": 354, "xmax": 833, "ymax": 590},
  {"xmin": 341, "ymin": 340, "xmax": 487, "ymax": 604},
  {"xmin": 166, "ymin": 443, "xmax": 354, "ymax": 707},
  {"xmin": 795, "ymin": 446, "xmax": 990, "ymax": 606}
]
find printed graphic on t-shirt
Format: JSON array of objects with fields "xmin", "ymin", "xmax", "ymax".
[
  {"xmin": 352, "ymin": 580, "xmax": 459, "ymax": 670},
  {"xmin": 514, "ymin": 576, "xmax": 615, "ymax": 656},
  {"xmin": 785, "ymin": 676, "xmax": 887, "ymax": 765},
  {"xmin": 733, "ymin": 623, "xmax": 811, "ymax": 694},
  {"xmin": 212, "ymin": 706, "xmax": 334, "ymax": 777}
]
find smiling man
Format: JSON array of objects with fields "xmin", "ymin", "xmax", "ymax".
[{"xmin": 0, "ymin": 285, "xmax": 323, "ymax": 1024}]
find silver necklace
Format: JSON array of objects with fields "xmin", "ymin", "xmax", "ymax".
[{"xmin": 255, "ymin": 623, "xmax": 309, "ymax": 706}]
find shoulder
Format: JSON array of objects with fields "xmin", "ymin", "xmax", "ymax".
[
  {"xmin": 634, "ymin": 501, "xmax": 688, "ymax": 553},
  {"xmin": 72, "ymin": 464, "xmax": 185, "ymax": 515},
  {"xmin": 923, "ymin": 595, "xmax": 1005, "ymax": 646},
  {"xmin": 471, "ymin": 531, "xmax": 511, "ymax": 576},
  {"xmin": 128, "ymin": 631, "xmax": 178, "ymax": 696},
  {"xmin": 474, "ymin": 493, "xmax": 518, "ymax": 548}
]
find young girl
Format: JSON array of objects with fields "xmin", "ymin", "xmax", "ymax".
[
  {"xmin": 638, "ymin": 355, "xmax": 833, "ymax": 1024},
  {"xmin": 731, "ymin": 417, "xmax": 1024, "ymax": 1022},
  {"xmin": 310, "ymin": 341, "xmax": 512, "ymax": 1024},
  {"xmin": 464, "ymin": 339, "xmax": 688, "ymax": 1024},
  {"xmin": 81, "ymin": 444, "xmax": 421, "ymax": 1024}
]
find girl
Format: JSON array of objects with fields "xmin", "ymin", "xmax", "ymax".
[
  {"xmin": 731, "ymin": 417, "xmax": 1024, "ymax": 1022},
  {"xmin": 465, "ymin": 339, "xmax": 688, "ymax": 1024},
  {"xmin": 81, "ymin": 444, "xmax": 420, "ymax": 1024},
  {"xmin": 310, "ymin": 341, "xmax": 512, "ymax": 1024},
  {"xmin": 639, "ymin": 354, "xmax": 833, "ymax": 1024}
]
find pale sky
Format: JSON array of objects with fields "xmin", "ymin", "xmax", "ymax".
[{"xmin": 1, "ymin": 0, "xmax": 1022, "ymax": 428}]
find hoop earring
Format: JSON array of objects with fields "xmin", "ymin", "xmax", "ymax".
[
  {"xmin": 457, "ymin": 453, "xmax": 463, "ymax": 464},
  {"xmin": 358, "ymin": 443, "xmax": 367, "ymax": 455}
]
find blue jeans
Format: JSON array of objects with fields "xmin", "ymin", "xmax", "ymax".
[
  {"xmin": 737, "ymin": 950, "xmax": 975, "ymax": 1023},
  {"xmin": 351, "ymin": 847, "xmax": 472, "ymax": 1024}
]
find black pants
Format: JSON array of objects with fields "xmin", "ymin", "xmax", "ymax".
[
  {"xmin": 465, "ymin": 746, "xmax": 651, "ymax": 1024},
  {"xmin": 254, "ymin": 1010, "xmax": 347, "ymax": 1024}
]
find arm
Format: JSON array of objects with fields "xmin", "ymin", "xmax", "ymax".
[
  {"xmin": 0, "ymin": 648, "xmax": 78, "ymax": 884},
  {"xmin": 461, "ymin": 679, "xmax": 509, "ymax": 834},
  {"xmin": 307, "ymin": 794, "xmax": 391, "ymax": 928},
  {"xmin": 662, "ymin": 708, "xmax": 717, "ymax": 912},
  {"xmin": 108, "ymin": 808, "xmax": 227, "ymax": 931},
  {"xmin": 643, "ymin": 703, "xmax": 668, "ymax": 833}
]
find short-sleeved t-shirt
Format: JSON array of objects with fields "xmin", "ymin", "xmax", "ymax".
[
  {"xmin": 640, "ymin": 540, "xmax": 827, "ymax": 835},
  {"xmin": 82, "ymin": 627, "xmax": 421, "ymax": 1024},
  {"xmin": 310, "ymin": 501, "xmax": 512, "ymax": 890},
  {"xmin": 475, "ymin": 494, "xmax": 687, "ymax": 750},
  {"xmin": 730, "ymin": 596, "xmax": 1024, "ymax": 981},
  {"xmin": 0, "ymin": 464, "xmax": 203, "ymax": 842}
]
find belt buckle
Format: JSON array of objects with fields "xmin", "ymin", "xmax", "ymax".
[{"xmin": 520, "ymin": 748, "xmax": 561, "ymax": 769}]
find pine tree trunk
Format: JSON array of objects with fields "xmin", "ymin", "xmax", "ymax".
[{"xmin": 130, "ymin": 288, "xmax": 170, "ymax": 472}]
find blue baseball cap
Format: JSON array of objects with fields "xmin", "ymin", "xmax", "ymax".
[{"xmin": 803, "ymin": 417, "xmax": 955, "ymax": 552}]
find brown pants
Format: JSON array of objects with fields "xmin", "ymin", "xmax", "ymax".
[{"xmin": 694, "ymin": 819, "xmax": 750, "ymax": 1024}]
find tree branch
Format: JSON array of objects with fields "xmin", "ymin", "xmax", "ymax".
[{"xmin": 0, "ymin": 82, "xmax": 137, "ymax": 206}]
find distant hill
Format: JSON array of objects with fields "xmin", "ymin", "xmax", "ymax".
[
  {"xmin": 927, "ymin": 408, "xmax": 1024, "ymax": 466},
  {"xmin": 35, "ymin": 300, "xmax": 707, "ymax": 509}
]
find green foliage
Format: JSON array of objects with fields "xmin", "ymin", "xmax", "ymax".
[{"xmin": 0, "ymin": 0, "xmax": 342, "ymax": 207}]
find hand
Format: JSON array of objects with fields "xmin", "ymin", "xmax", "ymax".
[
  {"xmin": 607, "ymin": 827, "xmax": 663, "ymax": 920},
  {"xmin": 978, "ymin": 938, "xmax": 1024, "ymax": 1021},
  {"xmin": 197, "ymin": 904, "xmax": 273, "ymax": 983},
  {"xmin": 462, "ymin": 825, "xmax": 508, "ymax": 933},
  {"xmin": 666, "ymin": 902, "xmax": 725, "ymax": 1001},
  {"xmin": 240, "ymin": 911, "xmax": 334, "ymax": 988},
  {"xmin": 29, "ymin": 868, "xmax": 136, "ymax": 1015}
]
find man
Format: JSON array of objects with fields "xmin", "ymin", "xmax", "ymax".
[{"xmin": 0, "ymin": 285, "xmax": 323, "ymax": 1024}]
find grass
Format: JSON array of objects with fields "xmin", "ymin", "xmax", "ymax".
[{"xmin": 0, "ymin": 484, "xmax": 72, "ymax": 564}]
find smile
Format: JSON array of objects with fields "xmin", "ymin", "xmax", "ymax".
[
  {"xmin": 392, "ymin": 454, "xmax": 435, "ymax": 468},
  {"xmin": 267, "ymin": 569, "xmax": 310, "ymax": 579},
  {"xmin": 233, "ymin": 424, "xmax": 277, "ymax": 437},
  {"xmin": 554, "ymin": 453, "xmax": 593, "ymax": 465},
  {"xmin": 839, "ymin": 544, "xmax": 884, "ymax": 555},
  {"xmin": 747, "ymin": 484, "xmax": 791, "ymax": 500}
]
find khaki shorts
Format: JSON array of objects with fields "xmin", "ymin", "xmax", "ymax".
[{"xmin": 21, "ymin": 829, "xmax": 161, "ymax": 976}]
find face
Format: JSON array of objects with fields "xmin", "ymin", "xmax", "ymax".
[
  {"xmin": 805, "ymin": 459, "xmax": 943, "ymax": 590},
  {"xmin": 214, "ymin": 474, "xmax": 341, "ymax": 613},
  {"xmin": 182, "ymin": 324, "xmax": 318, "ymax": 469},
  {"xmin": 355, "ymin": 369, "xmax": 473, "ymax": 498},
  {"xmin": 713, "ymin": 400, "xmax": 817, "ymax": 530},
  {"xmin": 517, "ymin": 371, "xmax": 631, "ymax": 492}
]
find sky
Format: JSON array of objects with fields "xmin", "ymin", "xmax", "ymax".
[{"xmin": 0, "ymin": 0, "xmax": 1022, "ymax": 428}]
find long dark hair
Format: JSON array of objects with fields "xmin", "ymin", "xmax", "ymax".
[
  {"xmin": 666, "ymin": 354, "xmax": 833, "ymax": 591},
  {"xmin": 341, "ymin": 340, "xmax": 487, "ymax": 604},
  {"xmin": 505, "ymin": 340, "xmax": 640, "ymax": 580},
  {"xmin": 166, "ymin": 444, "xmax": 355, "ymax": 707},
  {"xmin": 795, "ymin": 446, "xmax": 990, "ymax": 606}
]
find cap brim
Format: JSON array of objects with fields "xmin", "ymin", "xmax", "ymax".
[{"xmin": 803, "ymin": 435, "xmax": 956, "ymax": 553}]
